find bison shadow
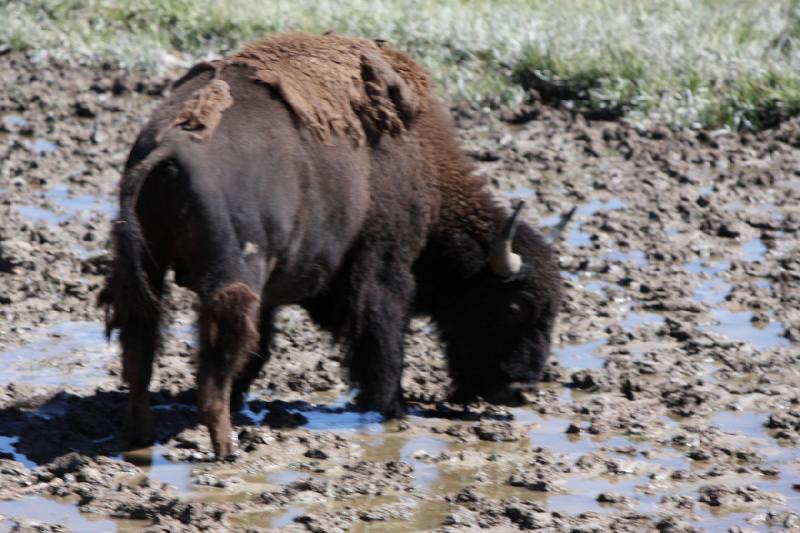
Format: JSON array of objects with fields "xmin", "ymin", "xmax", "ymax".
[
  {"xmin": 0, "ymin": 388, "xmax": 198, "ymax": 465},
  {"xmin": 0, "ymin": 388, "xmax": 516, "ymax": 466}
]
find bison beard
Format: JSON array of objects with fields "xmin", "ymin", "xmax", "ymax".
[{"xmin": 101, "ymin": 32, "xmax": 561, "ymax": 458}]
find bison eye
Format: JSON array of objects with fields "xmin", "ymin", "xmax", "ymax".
[{"xmin": 508, "ymin": 297, "xmax": 533, "ymax": 320}]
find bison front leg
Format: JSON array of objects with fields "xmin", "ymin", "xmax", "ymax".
[
  {"xmin": 348, "ymin": 268, "xmax": 414, "ymax": 419},
  {"xmin": 198, "ymin": 282, "xmax": 260, "ymax": 458}
]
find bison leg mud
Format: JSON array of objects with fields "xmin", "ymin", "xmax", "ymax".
[{"xmin": 198, "ymin": 282, "xmax": 260, "ymax": 458}]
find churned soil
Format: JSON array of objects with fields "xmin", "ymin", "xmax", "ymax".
[{"xmin": 1, "ymin": 50, "xmax": 799, "ymax": 532}]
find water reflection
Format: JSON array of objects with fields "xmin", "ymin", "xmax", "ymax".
[{"xmin": 122, "ymin": 444, "xmax": 193, "ymax": 494}]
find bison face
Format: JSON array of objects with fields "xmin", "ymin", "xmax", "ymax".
[
  {"xmin": 432, "ymin": 198, "xmax": 561, "ymax": 407},
  {"xmin": 441, "ymin": 268, "xmax": 557, "ymax": 406}
]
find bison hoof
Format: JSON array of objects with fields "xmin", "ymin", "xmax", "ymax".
[
  {"xmin": 125, "ymin": 408, "xmax": 154, "ymax": 447},
  {"xmin": 209, "ymin": 424, "xmax": 237, "ymax": 460},
  {"xmin": 355, "ymin": 391, "xmax": 406, "ymax": 419},
  {"xmin": 212, "ymin": 441, "xmax": 236, "ymax": 460}
]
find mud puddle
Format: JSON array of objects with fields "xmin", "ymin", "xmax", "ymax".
[
  {"xmin": 16, "ymin": 184, "xmax": 115, "ymax": 225},
  {"xmin": 556, "ymin": 339, "xmax": 606, "ymax": 369},
  {"xmin": 0, "ymin": 436, "xmax": 35, "ymax": 468},
  {"xmin": 0, "ymin": 321, "xmax": 116, "ymax": 389},
  {"xmin": 703, "ymin": 308, "xmax": 789, "ymax": 349},
  {"xmin": 565, "ymin": 198, "xmax": 625, "ymax": 248},
  {"xmin": 0, "ymin": 496, "xmax": 118, "ymax": 533},
  {"xmin": 121, "ymin": 444, "xmax": 193, "ymax": 494},
  {"xmin": 684, "ymin": 258, "xmax": 789, "ymax": 349}
]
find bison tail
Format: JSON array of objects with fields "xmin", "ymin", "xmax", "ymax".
[{"xmin": 101, "ymin": 142, "xmax": 176, "ymax": 339}]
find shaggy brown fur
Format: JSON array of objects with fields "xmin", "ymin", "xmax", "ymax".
[
  {"xmin": 216, "ymin": 32, "xmax": 431, "ymax": 145},
  {"xmin": 171, "ymin": 78, "xmax": 233, "ymax": 141},
  {"xmin": 198, "ymin": 282, "xmax": 260, "ymax": 457}
]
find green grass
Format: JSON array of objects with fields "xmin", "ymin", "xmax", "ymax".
[{"xmin": 2, "ymin": 0, "xmax": 800, "ymax": 130}]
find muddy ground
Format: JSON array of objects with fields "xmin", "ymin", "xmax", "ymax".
[{"xmin": 0, "ymin": 51, "xmax": 799, "ymax": 532}]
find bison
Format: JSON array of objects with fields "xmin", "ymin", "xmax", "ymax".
[{"xmin": 100, "ymin": 32, "xmax": 561, "ymax": 458}]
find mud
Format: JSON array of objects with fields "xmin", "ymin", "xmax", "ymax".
[{"xmin": 1, "ymin": 51, "xmax": 800, "ymax": 532}]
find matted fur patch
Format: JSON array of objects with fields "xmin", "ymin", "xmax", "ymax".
[
  {"xmin": 218, "ymin": 32, "xmax": 431, "ymax": 145},
  {"xmin": 171, "ymin": 78, "xmax": 234, "ymax": 142}
]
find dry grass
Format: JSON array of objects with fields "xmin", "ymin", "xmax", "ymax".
[{"xmin": 2, "ymin": 0, "xmax": 799, "ymax": 129}]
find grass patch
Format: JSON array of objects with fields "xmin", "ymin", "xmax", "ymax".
[{"xmin": 2, "ymin": 0, "xmax": 800, "ymax": 130}]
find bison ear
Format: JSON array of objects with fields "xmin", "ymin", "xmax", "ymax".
[{"xmin": 489, "ymin": 201, "xmax": 524, "ymax": 278}]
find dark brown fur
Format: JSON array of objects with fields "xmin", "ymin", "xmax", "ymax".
[{"xmin": 102, "ymin": 33, "xmax": 561, "ymax": 458}]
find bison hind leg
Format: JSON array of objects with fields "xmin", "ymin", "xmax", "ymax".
[
  {"xmin": 198, "ymin": 281, "xmax": 261, "ymax": 459},
  {"xmin": 230, "ymin": 307, "xmax": 276, "ymax": 412},
  {"xmin": 100, "ymin": 268, "xmax": 165, "ymax": 448}
]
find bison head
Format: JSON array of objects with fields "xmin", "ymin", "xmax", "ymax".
[{"xmin": 437, "ymin": 203, "xmax": 561, "ymax": 406}]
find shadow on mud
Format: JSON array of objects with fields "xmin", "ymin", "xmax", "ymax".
[
  {"xmin": 1, "ymin": 390, "xmax": 380, "ymax": 465},
  {"xmin": 0, "ymin": 389, "xmax": 197, "ymax": 465},
  {"xmin": 1, "ymin": 385, "xmax": 527, "ymax": 468}
]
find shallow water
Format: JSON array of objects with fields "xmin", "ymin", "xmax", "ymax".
[
  {"xmin": 0, "ymin": 254, "xmax": 794, "ymax": 532},
  {"xmin": 0, "ymin": 496, "xmax": 118, "ymax": 533},
  {"xmin": 400, "ymin": 436, "xmax": 448, "ymax": 488},
  {"xmin": 0, "ymin": 321, "xmax": 116, "ymax": 388},
  {"xmin": 266, "ymin": 469, "xmax": 309, "ymax": 486},
  {"xmin": 621, "ymin": 308, "xmax": 665, "ymax": 331},
  {"xmin": 556, "ymin": 339, "xmax": 606, "ymax": 369},
  {"xmin": 2, "ymin": 389, "xmax": 797, "ymax": 532},
  {"xmin": 0, "ymin": 310, "xmax": 792, "ymax": 533},
  {"xmin": 704, "ymin": 309, "xmax": 789, "ymax": 350},
  {"xmin": 271, "ymin": 507, "xmax": 306, "ymax": 529},
  {"xmin": 684, "ymin": 259, "xmax": 730, "ymax": 275},
  {"xmin": 1, "ymin": 114, "xmax": 28, "ymax": 128},
  {"xmin": 27, "ymin": 138, "xmax": 57, "ymax": 154},
  {"xmin": 566, "ymin": 198, "xmax": 625, "ymax": 248},
  {"xmin": 16, "ymin": 184, "xmax": 115, "ymax": 225},
  {"xmin": 122, "ymin": 444, "xmax": 193, "ymax": 494},
  {"xmin": 711, "ymin": 411, "xmax": 770, "ymax": 440},
  {"xmin": 583, "ymin": 279, "xmax": 610, "ymax": 294},
  {"xmin": 0, "ymin": 436, "xmax": 35, "ymax": 468},
  {"xmin": 549, "ymin": 476, "xmax": 653, "ymax": 514},
  {"xmin": 503, "ymin": 185, "xmax": 535, "ymax": 200},
  {"xmin": 741, "ymin": 238, "xmax": 767, "ymax": 262},
  {"xmin": 694, "ymin": 277, "xmax": 732, "ymax": 305},
  {"xmin": 606, "ymin": 249, "xmax": 647, "ymax": 267}
]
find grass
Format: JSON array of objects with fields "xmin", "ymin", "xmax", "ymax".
[{"xmin": 2, "ymin": 0, "xmax": 800, "ymax": 130}]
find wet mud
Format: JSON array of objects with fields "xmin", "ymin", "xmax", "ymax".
[{"xmin": 1, "ymin": 52, "xmax": 799, "ymax": 532}]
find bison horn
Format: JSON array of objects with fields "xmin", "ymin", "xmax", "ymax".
[{"xmin": 489, "ymin": 200, "xmax": 524, "ymax": 277}]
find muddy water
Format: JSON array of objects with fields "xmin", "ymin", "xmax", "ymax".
[
  {"xmin": 0, "ymin": 496, "xmax": 117, "ymax": 532},
  {"xmin": 16, "ymin": 184, "xmax": 116, "ymax": 226},
  {"xmin": 1, "ymin": 208, "xmax": 796, "ymax": 532},
  {"xmin": 0, "ymin": 322, "xmax": 116, "ymax": 388},
  {"xmin": 2, "ymin": 54, "xmax": 800, "ymax": 531}
]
